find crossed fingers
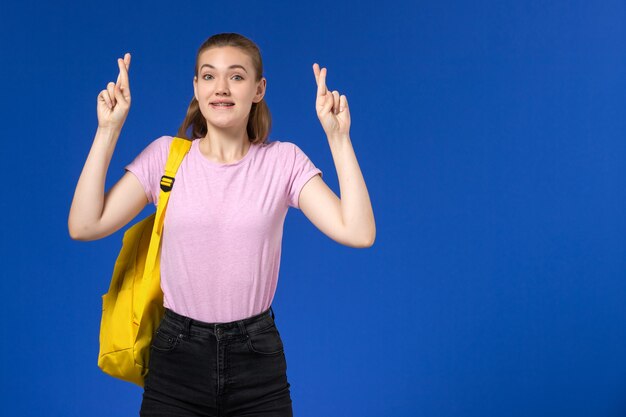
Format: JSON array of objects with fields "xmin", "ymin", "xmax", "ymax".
[
  {"xmin": 115, "ymin": 53, "xmax": 131, "ymax": 88},
  {"xmin": 313, "ymin": 63, "xmax": 342, "ymax": 114},
  {"xmin": 103, "ymin": 53, "xmax": 131, "ymax": 109}
]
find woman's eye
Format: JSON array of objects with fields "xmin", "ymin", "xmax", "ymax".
[{"xmin": 202, "ymin": 74, "xmax": 244, "ymax": 80}]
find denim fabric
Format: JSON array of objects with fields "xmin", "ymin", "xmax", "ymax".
[{"xmin": 140, "ymin": 306, "xmax": 293, "ymax": 417}]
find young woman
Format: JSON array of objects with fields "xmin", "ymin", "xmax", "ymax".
[{"xmin": 68, "ymin": 33, "xmax": 375, "ymax": 416}]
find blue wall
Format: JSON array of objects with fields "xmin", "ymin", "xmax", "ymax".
[{"xmin": 2, "ymin": 0, "xmax": 626, "ymax": 416}]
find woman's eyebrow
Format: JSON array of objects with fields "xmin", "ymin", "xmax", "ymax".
[{"xmin": 200, "ymin": 64, "xmax": 248, "ymax": 73}]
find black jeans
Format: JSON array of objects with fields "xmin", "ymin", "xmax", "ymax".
[{"xmin": 140, "ymin": 306, "xmax": 293, "ymax": 417}]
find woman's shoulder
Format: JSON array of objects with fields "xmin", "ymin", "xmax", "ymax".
[
  {"xmin": 260, "ymin": 139, "xmax": 307, "ymax": 165},
  {"xmin": 126, "ymin": 136, "xmax": 180, "ymax": 171},
  {"xmin": 150, "ymin": 135, "xmax": 192, "ymax": 156},
  {"xmin": 139, "ymin": 135, "xmax": 176, "ymax": 152},
  {"xmin": 260, "ymin": 139, "xmax": 299, "ymax": 154}
]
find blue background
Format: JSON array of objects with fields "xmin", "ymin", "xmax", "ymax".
[{"xmin": 1, "ymin": 0, "xmax": 626, "ymax": 416}]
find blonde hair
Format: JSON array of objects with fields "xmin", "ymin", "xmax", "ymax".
[{"xmin": 176, "ymin": 33, "xmax": 271, "ymax": 144}]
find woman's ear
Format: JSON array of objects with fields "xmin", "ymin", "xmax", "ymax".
[
  {"xmin": 193, "ymin": 76, "xmax": 198, "ymax": 101},
  {"xmin": 254, "ymin": 77, "xmax": 266, "ymax": 103}
]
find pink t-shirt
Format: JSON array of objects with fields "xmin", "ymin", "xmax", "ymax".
[{"xmin": 124, "ymin": 135, "xmax": 322, "ymax": 323}]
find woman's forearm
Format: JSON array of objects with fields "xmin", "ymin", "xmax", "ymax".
[
  {"xmin": 68, "ymin": 126, "xmax": 121, "ymax": 239},
  {"xmin": 327, "ymin": 133, "xmax": 376, "ymax": 246}
]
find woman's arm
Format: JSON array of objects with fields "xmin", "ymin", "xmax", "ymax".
[
  {"xmin": 68, "ymin": 53, "xmax": 148, "ymax": 241},
  {"xmin": 68, "ymin": 126, "xmax": 148, "ymax": 241},
  {"xmin": 68, "ymin": 126, "xmax": 120, "ymax": 239},
  {"xmin": 297, "ymin": 63, "xmax": 375, "ymax": 248},
  {"xmin": 299, "ymin": 133, "xmax": 375, "ymax": 248}
]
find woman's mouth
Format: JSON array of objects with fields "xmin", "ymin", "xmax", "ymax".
[{"xmin": 210, "ymin": 102, "xmax": 235, "ymax": 109}]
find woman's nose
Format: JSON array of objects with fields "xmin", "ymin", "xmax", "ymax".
[{"xmin": 215, "ymin": 78, "xmax": 230, "ymax": 94}]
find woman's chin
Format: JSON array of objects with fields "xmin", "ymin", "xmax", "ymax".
[{"xmin": 205, "ymin": 118, "xmax": 245, "ymax": 130}]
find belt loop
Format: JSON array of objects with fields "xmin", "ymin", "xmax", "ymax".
[
  {"xmin": 180, "ymin": 317, "xmax": 191, "ymax": 338},
  {"xmin": 269, "ymin": 305, "xmax": 275, "ymax": 320},
  {"xmin": 237, "ymin": 320, "xmax": 249, "ymax": 340}
]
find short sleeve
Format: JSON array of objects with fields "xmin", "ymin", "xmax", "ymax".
[
  {"xmin": 124, "ymin": 136, "xmax": 173, "ymax": 206},
  {"xmin": 285, "ymin": 142, "xmax": 323, "ymax": 209}
]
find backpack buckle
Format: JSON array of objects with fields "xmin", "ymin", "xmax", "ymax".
[{"xmin": 160, "ymin": 175, "xmax": 175, "ymax": 192}]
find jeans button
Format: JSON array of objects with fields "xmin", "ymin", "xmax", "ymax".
[{"xmin": 217, "ymin": 328, "xmax": 223, "ymax": 337}]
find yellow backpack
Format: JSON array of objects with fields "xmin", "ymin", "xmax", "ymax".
[{"xmin": 98, "ymin": 137, "xmax": 192, "ymax": 387}]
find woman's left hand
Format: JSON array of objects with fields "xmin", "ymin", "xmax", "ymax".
[{"xmin": 313, "ymin": 63, "xmax": 351, "ymax": 138}]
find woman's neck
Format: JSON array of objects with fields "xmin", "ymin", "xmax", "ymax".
[{"xmin": 199, "ymin": 129, "xmax": 251, "ymax": 164}]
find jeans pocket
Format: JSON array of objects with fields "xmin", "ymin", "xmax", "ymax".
[
  {"xmin": 151, "ymin": 324, "xmax": 181, "ymax": 353},
  {"xmin": 246, "ymin": 324, "xmax": 285, "ymax": 356}
]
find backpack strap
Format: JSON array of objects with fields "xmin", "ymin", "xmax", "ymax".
[
  {"xmin": 141, "ymin": 137, "xmax": 192, "ymax": 283},
  {"xmin": 154, "ymin": 137, "xmax": 192, "ymax": 236}
]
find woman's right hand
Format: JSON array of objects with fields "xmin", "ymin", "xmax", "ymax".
[{"xmin": 97, "ymin": 53, "xmax": 132, "ymax": 130}]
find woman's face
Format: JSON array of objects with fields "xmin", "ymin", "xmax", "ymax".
[{"xmin": 193, "ymin": 46, "xmax": 266, "ymax": 132}]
